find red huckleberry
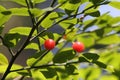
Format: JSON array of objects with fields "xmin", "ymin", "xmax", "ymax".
[
  {"xmin": 44, "ymin": 39, "xmax": 56, "ymax": 50},
  {"xmin": 72, "ymin": 41, "xmax": 85, "ymax": 52}
]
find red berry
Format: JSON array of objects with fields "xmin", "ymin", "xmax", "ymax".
[
  {"xmin": 72, "ymin": 42, "xmax": 85, "ymax": 52},
  {"xmin": 44, "ymin": 39, "xmax": 55, "ymax": 50}
]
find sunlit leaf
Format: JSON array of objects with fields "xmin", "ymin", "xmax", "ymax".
[
  {"xmin": 97, "ymin": 34, "xmax": 120, "ymax": 45},
  {"xmin": 9, "ymin": 27, "xmax": 37, "ymax": 36},
  {"xmin": 25, "ymin": 43, "xmax": 39, "ymax": 50},
  {"xmin": 0, "ymin": 53, "xmax": 8, "ymax": 65},
  {"xmin": 109, "ymin": 1, "xmax": 120, "ymax": 9},
  {"xmin": 41, "ymin": 12, "xmax": 59, "ymax": 28}
]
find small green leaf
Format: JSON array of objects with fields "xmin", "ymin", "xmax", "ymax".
[
  {"xmin": 0, "ymin": 53, "xmax": 8, "ymax": 65},
  {"xmin": 93, "ymin": 61, "xmax": 107, "ymax": 68},
  {"xmin": 53, "ymin": 48, "xmax": 76, "ymax": 63},
  {"xmin": 83, "ymin": 53, "xmax": 100, "ymax": 61}
]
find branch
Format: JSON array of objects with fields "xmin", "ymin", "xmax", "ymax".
[{"xmin": 10, "ymin": 60, "xmax": 80, "ymax": 72}]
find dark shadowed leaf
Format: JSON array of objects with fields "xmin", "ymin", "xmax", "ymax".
[
  {"xmin": 41, "ymin": 67, "xmax": 57, "ymax": 78},
  {"xmin": 83, "ymin": 53, "xmax": 100, "ymax": 61},
  {"xmin": 53, "ymin": 48, "xmax": 76, "ymax": 63},
  {"xmin": 86, "ymin": 10, "xmax": 100, "ymax": 17},
  {"xmin": 79, "ymin": 57, "xmax": 89, "ymax": 62},
  {"xmin": 3, "ymin": 33, "xmax": 21, "ymax": 47},
  {"xmin": 93, "ymin": 61, "xmax": 107, "ymax": 68},
  {"xmin": 65, "ymin": 65, "xmax": 77, "ymax": 75}
]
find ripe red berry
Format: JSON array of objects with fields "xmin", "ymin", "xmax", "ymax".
[
  {"xmin": 72, "ymin": 42, "xmax": 85, "ymax": 52},
  {"xmin": 44, "ymin": 39, "xmax": 56, "ymax": 50}
]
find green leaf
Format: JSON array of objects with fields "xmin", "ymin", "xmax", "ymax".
[
  {"xmin": 9, "ymin": 27, "xmax": 37, "ymax": 36},
  {"xmin": 58, "ymin": 0, "xmax": 68, "ymax": 3},
  {"xmin": 53, "ymin": 48, "xmax": 76, "ymax": 63},
  {"xmin": 95, "ymin": 27, "xmax": 112, "ymax": 37},
  {"xmin": 40, "ymin": 31, "xmax": 54, "ymax": 40},
  {"xmin": 0, "ymin": 7, "xmax": 11, "ymax": 26},
  {"xmin": 63, "ymin": 0, "xmax": 81, "ymax": 15},
  {"xmin": 79, "ymin": 57, "xmax": 89, "ymax": 62},
  {"xmin": 90, "ymin": 0, "xmax": 104, "ymax": 5},
  {"xmin": 0, "ymin": 5, "xmax": 6, "ymax": 11},
  {"xmin": 9, "ymin": 8, "xmax": 44, "ymax": 17},
  {"xmin": 41, "ymin": 67, "xmax": 57, "ymax": 78},
  {"xmin": 41, "ymin": 12, "xmax": 59, "ymax": 28},
  {"xmin": 25, "ymin": 43, "xmax": 39, "ymax": 50},
  {"xmin": 85, "ymin": 10, "xmax": 100, "ymax": 17},
  {"xmin": 109, "ymin": 1, "xmax": 120, "ymax": 10},
  {"xmin": 77, "ymin": 35, "xmax": 95, "ymax": 48},
  {"xmin": 97, "ymin": 34, "xmax": 120, "ymax": 45},
  {"xmin": 27, "ymin": 50, "xmax": 53, "ymax": 66},
  {"xmin": 101, "ymin": 75, "xmax": 118, "ymax": 80},
  {"xmin": 83, "ymin": 53, "xmax": 100, "ymax": 61},
  {"xmin": 65, "ymin": 65, "xmax": 77, "ymax": 75},
  {"xmin": 31, "ymin": 69, "xmax": 46, "ymax": 80},
  {"xmin": 11, "ymin": 64, "xmax": 30, "ymax": 76},
  {"xmin": 30, "ymin": 8, "xmax": 45, "ymax": 17},
  {"xmin": 10, "ymin": 8, "xmax": 29, "ymax": 16},
  {"xmin": 93, "ymin": 61, "xmax": 107, "ymax": 68},
  {"xmin": 59, "ymin": 18, "xmax": 77, "ymax": 29},
  {"xmin": 0, "ymin": 65, "xmax": 7, "ymax": 73},
  {"xmin": 0, "ymin": 53, "xmax": 8, "ymax": 65},
  {"xmin": 3, "ymin": 33, "xmax": 21, "ymax": 47}
]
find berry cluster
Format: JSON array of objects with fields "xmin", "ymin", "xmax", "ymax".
[{"xmin": 44, "ymin": 39, "xmax": 85, "ymax": 53}]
